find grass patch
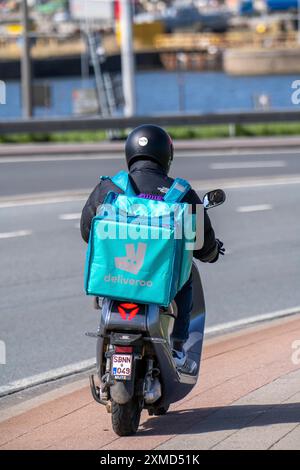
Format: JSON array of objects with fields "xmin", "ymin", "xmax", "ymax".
[
  {"xmin": 167, "ymin": 122, "xmax": 300, "ymax": 139},
  {"xmin": 0, "ymin": 131, "xmax": 108, "ymax": 144},
  {"xmin": 0, "ymin": 122, "xmax": 300, "ymax": 143}
]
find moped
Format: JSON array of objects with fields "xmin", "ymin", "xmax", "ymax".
[{"xmin": 88, "ymin": 189, "xmax": 226, "ymax": 436}]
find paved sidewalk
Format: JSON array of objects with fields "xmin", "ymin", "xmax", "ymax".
[{"xmin": 0, "ymin": 315, "xmax": 300, "ymax": 450}]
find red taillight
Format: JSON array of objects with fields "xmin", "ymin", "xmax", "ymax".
[
  {"xmin": 117, "ymin": 303, "xmax": 140, "ymax": 321},
  {"xmin": 115, "ymin": 346, "xmax": 133, "ymax": 353},
  {"xmin": 121, "ymin": 303, "xmax": 138, "ymax": 309}
]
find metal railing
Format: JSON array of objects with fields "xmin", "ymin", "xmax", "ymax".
[{"xmin": 0, "ymin": 109, "xmax": 300, "ymax": 134}]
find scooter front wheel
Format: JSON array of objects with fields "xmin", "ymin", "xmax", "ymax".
[{"xmin": 111, "ymin": 398, "xmax": 141, "ymax": 436}]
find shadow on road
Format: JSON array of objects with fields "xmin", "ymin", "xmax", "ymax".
[{"xmin": 138, "ymin": 402, "xmax": 300, "ymax": 436}]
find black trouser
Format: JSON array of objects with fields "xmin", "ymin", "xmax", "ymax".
[{"xmin": 171, "ymin": 274, "xmax": 193, "ymax": 344}]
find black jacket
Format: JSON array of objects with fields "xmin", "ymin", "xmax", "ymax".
[{"xmin": 80, "ymin": 160, "xmax": 219, "ymax": 262}]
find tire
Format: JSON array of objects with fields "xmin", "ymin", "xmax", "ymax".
[
  {"xmin": 154, "ymin": 406, "xmax": 169, "ymax": 416},
  {"xmin": 153, "ymin": 405, "xmax": 169, "ymax": 416},
  {"xmin": 148, "ymin": 405, "xmax": 169, "ymax": 416},
  {"xmin": 111, "ymin": 398, "xmax": 141, "ymax": 436}
]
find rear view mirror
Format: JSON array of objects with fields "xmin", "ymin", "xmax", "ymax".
[{"xmin": 203, "ymin": 189, "xmax": 226, "ymax": 209}]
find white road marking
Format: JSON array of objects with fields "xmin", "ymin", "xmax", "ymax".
[
  {"xmin": 1, "ymin": 174, "xmax": 300, "ymax": 210},
  {"xmin": 0, "ymin": 148, "xmax": 300, "ymax": 163},
  {"xmin": 237, "ymin": 204, "xmax": 273, "ymax": 213},
  {"xmin": 0, "ymin": 358, "xmax": 96, "ymax": 398},
  {"xmin": 0, "ymin": 306, "xmax": 299, "ymax": 397},
  {"xmin": 192, "ymin": 175, "xmax": 300, "ymax": 190},
  {"xmin": 205, "ymin": 306, "xmax": 300, "ymax": 336},
  {"xmin": 0, "ymin": 193, "xmax": 87, "ymax": 209},
  {"xmin": 0, "ymin": 154, "xmax": 123, "ymax": 163},
  {"xmin": 59, "ymin": 213, "xmax": 81, "ymax": 220},
  {"xmin": 210, "ymin": 160, "xmax": 286, "ymax": 170},
  {"xmin": 0, "ymin": 230, "xmax": 32, "ymax": 239}
]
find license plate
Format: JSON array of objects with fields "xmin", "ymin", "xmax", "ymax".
[{"xmin": 111, "ymin": 354, "xmax": 132, "ymax": 380}]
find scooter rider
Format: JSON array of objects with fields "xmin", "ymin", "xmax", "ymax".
[{"xmin": 81, "ymin": 124, "xmax": 224, "ymax": 374}]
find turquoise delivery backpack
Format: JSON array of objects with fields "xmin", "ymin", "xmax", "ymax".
[{"xmin": 84, "ymin": 171, "xmax": 196, "ymax": 306}]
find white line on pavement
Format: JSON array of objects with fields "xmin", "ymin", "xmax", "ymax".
[
  {"xmin": 59, "ymin": 213, "xmax": 81, "ymax": 220},
  {"xmin": 0, "ymin": 358, "xmax": 96, "ymax": 398},
  {"xmin": 0, "ymin": 148, "xmax": 300, "ymax": 164},
  {"xmin": 0, "ymin": 305, "xmax": 299, "ymax": 397},
  {"xmin": 236, "ymin": 204, "xmax": 273, "ymax": 213},
  {"xmin": 0, "ymin": 194, "xmax": 87, "ymax": 209},
  {"xmin": 210, "ymin": 161, "xmax": 286, "ymax": 170},
  {"xmin": 0, "ymin": 154, "xmax": 123, "ymax": 163},
  {"xmin": 0, "ymin": 230, "xmax": 32, "ymax": 240},
  {"xmin": 192, "ymin": 175, "xmax": 300, "ymax": 191},
  {"xmin": 205, "ymin": 306, "xmax": 300, "ymax": 336},
  {"xmin": 1, "ymin": 174, "xmax": 300, "ymax": 210}
]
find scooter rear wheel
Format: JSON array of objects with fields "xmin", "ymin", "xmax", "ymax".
[
  {"xmin": 111, "ymin": 398, "xmax": 141, "ymax": 436},
  {"xmin": 148, "ymin": 405, "xmax": 169, "ymax": 416}
]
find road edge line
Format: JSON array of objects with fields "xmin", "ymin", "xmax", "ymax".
[{"xmin": 2, "ymin": 174, "xmax": 300, "ymax": 209}]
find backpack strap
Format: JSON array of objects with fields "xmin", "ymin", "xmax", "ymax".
[
  {"xmin": 101, "ymin": 171, "xmax": 136, "ymax": 197},
  {"xmin": 163, "ymin": 178, "xmax": 191, "ymax": 203}
]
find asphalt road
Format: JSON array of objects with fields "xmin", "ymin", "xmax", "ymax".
[
  {"xmin": 1, "ymin": 149, "xmax": 300, "ymax": 197},
  {"xmin": 0, "ymin": 147, "xmax": 300, "ymax": 388}
]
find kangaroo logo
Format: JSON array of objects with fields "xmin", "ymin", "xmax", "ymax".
[{"xmin": 115, "ymin": 243, "xmax": 147, "ymax": 275}]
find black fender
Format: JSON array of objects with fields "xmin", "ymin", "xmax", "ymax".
[
  {"xmin": 110, "ymin": 353, "xmax": 139, "ymax": 405},
  {"xmin": 110, "ymin": 380, "xmax": 135, "ymax": 405},
  {"xmin": 96, "ymin": 336, "xmax": 136, "ymax": 405}
]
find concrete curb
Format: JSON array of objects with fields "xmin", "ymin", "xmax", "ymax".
[
  {"xmin": 0, "ymin": 310, "xmax": 299, "ymax": 401},
  {"xmin": 0, "ymin": 136, "xmax": 300, "ymax": 157}
]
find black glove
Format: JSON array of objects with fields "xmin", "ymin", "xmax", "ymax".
[
  {"xmin": 216, "ymin": 239, "xmax": 225, "ymax": 256},
  {"xmin": 209, "ymin": 239, "xmax": 225, "ymax": 263}
]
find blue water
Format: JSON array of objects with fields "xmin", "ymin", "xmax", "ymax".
[{"xmin": 0, "ymin": 71, "xmax": 298, "ymax": 119}]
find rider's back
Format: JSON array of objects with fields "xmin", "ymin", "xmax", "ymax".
[{"xmin": 80, "ymin": 158, "xmax": 218, "ymax": 263}]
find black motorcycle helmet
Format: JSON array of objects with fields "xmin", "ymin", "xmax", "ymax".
[{"xmin": 125, "ymin": 124, "xmax": 174, "ymax": 173}]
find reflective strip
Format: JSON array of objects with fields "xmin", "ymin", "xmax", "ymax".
[
  {"xmin": 174, "ymin": 182, "xmax": 186, "ymax": 193},
  {"xmin": 164, "ymin": 178, "xmax": 191, "ymax": 203}
]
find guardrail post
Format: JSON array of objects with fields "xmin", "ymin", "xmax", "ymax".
[
  {"xmin": 229, "ymin": 123, "xmax": 236, "ymax": 137},
  {"xmin": 21, "ymin": 0, "xmax": 33, "ymax": 119},
  {"xmin": 120, "ymin": 0, "xmax": 136, "ymax": 117}
]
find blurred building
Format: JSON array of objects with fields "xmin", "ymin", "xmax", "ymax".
[
  {"xmin": 240, "ymin": 0, "xmax": 298, "ymax": 14},
  {"xmin": 225, "ymin": 0, "xmax": 240, "ymax": 11}
]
